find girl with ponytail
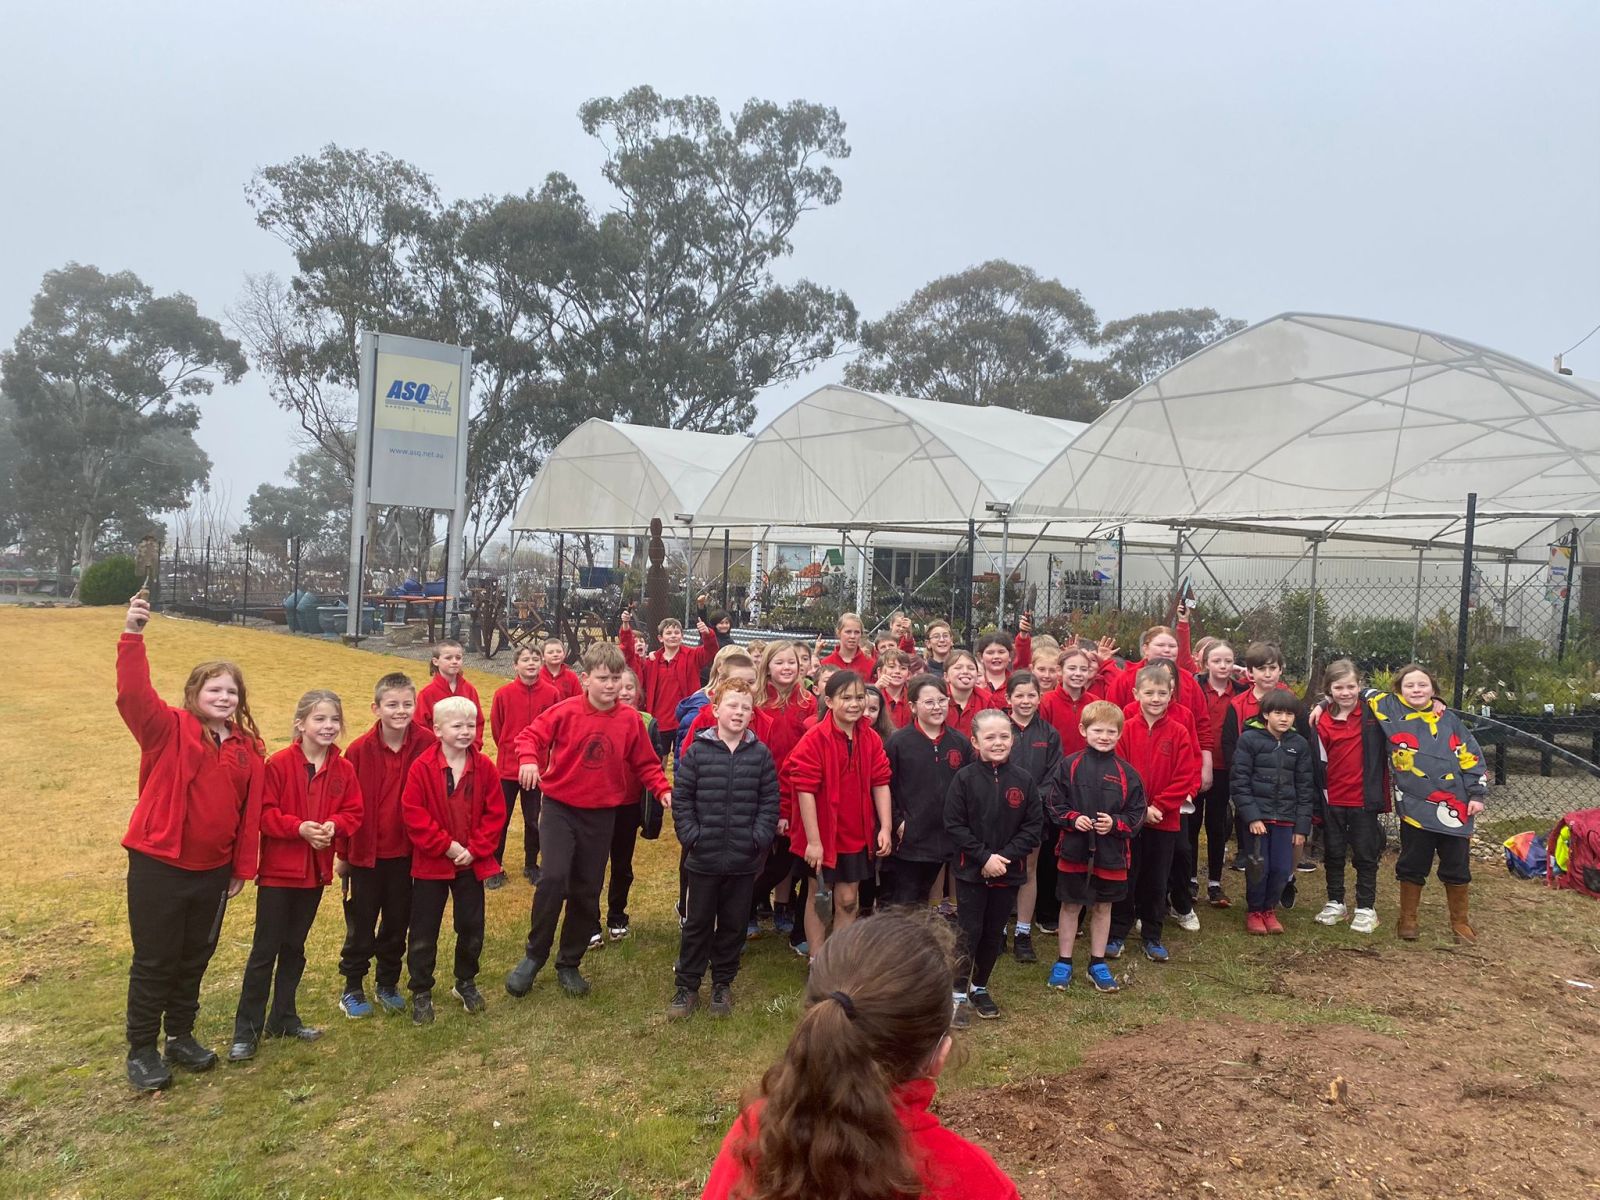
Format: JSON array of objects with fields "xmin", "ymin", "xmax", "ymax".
[{"xmin": 702, "ymin": 912, "xmax": 1020, "ymax": 1200}]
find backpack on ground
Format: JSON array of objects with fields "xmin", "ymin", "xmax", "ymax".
[
  {"xmin": 1547, "ymin": 808, "xmax": 1600, "ymax": 899},
  {"xmin": 1502, "ymin": 831, "xmax": 1548, "ymax": 879}
]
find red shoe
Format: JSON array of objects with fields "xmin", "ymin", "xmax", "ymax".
[
  {"xmin": 1263, "ymin": 911, "xmax": 1285, "ymax": 935},
  {"xmin": 1245, "ymin": 912, "xmax": 1268, "ymax": 936}
]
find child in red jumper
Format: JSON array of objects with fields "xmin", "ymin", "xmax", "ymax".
[
  {"xmin": 1309, "ymin": 659, "xmax": 1387, "ymax": 934},
  {"xmin": 229, "ymin": 691, "xmax": 363, "ymax": 1060},
  {"xmin": 1048, "ymin": 700, "xmax": 1146, "ymax": 993},
  {"xmin": 336, "ymin": 672, "xmax": 435, "ymax": 1018},
  {"xmin": 819, "ymin": 611, "xmax": 878, "ymax": 678},
  {"xmin": 788, "ymin": 670, "xmax": 894, "ymax": 958},
  {"xmin": 874, "ymin": 648, "xmax": 913, "ymax": 729},
  {"xmin": 619, "ymin": 605, "xmax": 719, "ymax": 745},
  {"xmin": 943, "ymin": 650, "xmax": 993, "ymax": 738},
  {"xmin": 402, "ymin": 696, "xmax": 506, "ymax": 1024},
  {"xmin": 538, "ymin": 637, "xmax": 583, "ymax": 702},
  {"xmin": 1109, "ymin": 667, "xmax": 1202, "ymax": 964},
  {"xmin": 488, "ymin": 647, "xmax": 558, "ymax": 888},
  {"xmin": 116, "ymin": 595, "xmax": 266, "ymax": 1092},
  {"xmin": 702, "ymin": 913, "xmax": 1019, "ymax": 1200},
  {"xmin": 415, "ymin": 639, "xmax": 483, "ymax": 750},
  {"xmin": 506, "ymin": 642, "xmax": 671, "ymax": 998}
]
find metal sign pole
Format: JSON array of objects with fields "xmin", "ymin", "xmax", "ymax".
[{"xmin": 345, "ymin": 332, "xmax": 376, "ymax": 641}]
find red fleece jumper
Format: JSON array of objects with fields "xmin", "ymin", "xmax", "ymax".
[
  {"xmin": 257, "ymin": 743, "xmax": 364, "ymax": 887},
  {"xmin": 401, "ymin": 742, "xmax": 506, "ymax": 881},
  {"xmin": 539, "ymin": 665, "xmax": 583, "ymax": 703},
  {"xmin": 116, "ymin": 633, "xmax": 265, "ymax": 878},
  {"xmin": 1108, "ymin": 659, "xmax": 1213, "ymax": 753},
  {"xmin": 783, "ymin": 717, "xmax": 891, "ymax": 866},
  {"xmin": 415, "ymin": 672, "xmax": 484, "ymax": 750},
  {"xmin": 620, "ymin": 626, "xmax": 718, "ymax": 732},
  {"xmin": 339, "ymin": 720, "xmax": 436, "ymax": 867},
  {"xmin": 513, "ymin": 695, "xmax": 670, "ymax": 808},
  {"xmin": 490, "ymin": 676, "xmax": 559, "ymax": 779},
  {"xmin": 819, "ymin": 646, "xmax": 877, "ymax": 681},
  {"xmin": 702, "ymin": 1078, "xmax": 1020, "ymax": 1200},
  {"xmin": 946, "ymin": 688, "xmax": 1002, "ymax": 738},
  {"xmin": 1039, "ymin": 684, "xmax": 1107, "ymax": 757},
  {"xmin": 1118, "ymin": 707, "xmax": 1202, "ymax": 832}
]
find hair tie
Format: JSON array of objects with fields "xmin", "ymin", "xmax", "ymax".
[{"xmin": 828, "ymin": 990, "xmax": 857, "ymax": 1019}]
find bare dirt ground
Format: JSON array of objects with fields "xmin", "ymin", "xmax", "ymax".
[{"xmin": 941, "ymin": 874, "xmax": 1600, "ymax": 1199}]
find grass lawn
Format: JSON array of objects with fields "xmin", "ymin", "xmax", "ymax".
[{"xmin": 2, "ymin": 608, "xmax": 1596, "ymax": 1199}]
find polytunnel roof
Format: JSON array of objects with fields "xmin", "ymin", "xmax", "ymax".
[
  {"xmin": 1011, "ymin": 313, "xmax": 1600, "ymax": 555},
  {"xmin": 692, "ymin": 385, "xmax": 1087, "ymax": 528},
  {"xmin": 510, "ymin": 419, "xmax": 746, "ymax": 533}
]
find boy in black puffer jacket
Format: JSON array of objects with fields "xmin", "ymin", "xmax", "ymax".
[
  {"xmin": 669, "ymin": 680, "xmax": 779, "ymax": 1019},
  {"xmin": 945, "ymin": 710, "xmax": 1043, "ymax": 1025},
  {"xmin": 1231, "ymin": 689, "xmax": 1314, "ymax": 935}
]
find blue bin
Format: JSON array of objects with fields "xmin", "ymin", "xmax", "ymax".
[{"xmin": 295, "ymin": 592, "xmax": 320, "ymax": 632}]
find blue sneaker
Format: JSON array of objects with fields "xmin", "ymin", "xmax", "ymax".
[
  {"xmin": 374, "ymin": 986, "xmax": 406, "ymax": 1015},
  {"xmin": 791, "ymin": 940, "xmax": 810, "ymax": 959},
  {"xmin": 1104, "ymin": 938, "xmax": 1125, "ymax": 960},
  {"xmin": 774, "ymin": 908, "xmax": 795, "ymax": 935},
  {"xmin": 747, "ymin": 920, "xmax": 761, "ymax": 940},
  {"xmin": 1088, "ymin": 962, "xmax": 1119, "ymax": 992},
  {"xmin": 1143, "ymin": 940, "xmax": 1169, "ymax": 963},
  {"xmin": 339, "ymin": 990, "xmax": 373, "ymax": 1019},
  {"xmin": 1047, "ymin": 961, "xmax": 1073, "ymax": 990}
]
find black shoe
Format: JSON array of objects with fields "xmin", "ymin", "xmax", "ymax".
[
  {"xmin": 1281, "ymin": 879, "xmax": 1297, "ymax": 909},
  {"xmin": 163, "ymin": 1034, "xmax": 217, "ymax": 1072},
  {"xmin": 667, "ymin": 986, "xmax": 700, "ymax": 1019},
  {"xmin": 1230, "ymin": 855, "xmax": 1248, "ymax": 873},
  {"xmin": 484, "ymin": 872, "xmax": 506, "ymax": 891},
  {"xmin": 709, "ymin": 983, "xmax": 733, "ymax": 1018},
  {"xmin": 127, "ymin": 1045, "xmax": 172, "ymax": 1091},
  {"xmin": 505, "ymin": 955, "xmax": 543, "ymax": 997},
  {"xmin": 523, "ymin": 867, "xmax": 540, "ymax": 886},
  {"xmin": 452, "ymin": 980, "xmax": 486, "ymax": 1014},
  {"xmin": 412, "ymin": 990, "xmax": 435, "ymax": 1025},
  {"xmin": 970, "ymin": 989, "xmax": 1001, "ymax": 1020},
  {"xmin": 226, "ymin": 1038, "xmax": 257, "ymax": 1063},
  {"xmin": 1296, "ymin": 859, "xmax": 1319, "ymax": 873},
  {"xmin": 265, "ymin": 1023, "xmax": 323, "ymax": 1043},
  {"xmin": 1035, "ymin": 917, "xmax": 1058, "ymax": 934},
  {"xmin": 1013, "ymin": 932, "xmax": 1037, "ymax": 964},
  {"xmin": 556, "ymin": 966, "xmax": 591, "ymax": 997}
]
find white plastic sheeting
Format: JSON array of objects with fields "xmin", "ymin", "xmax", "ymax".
[
  {"xmin": 1012, "ymin": 314, "xmax": 1600, "ymax": 555},
  {"xmin": 693, "ymin": 385, "xmax": 1087, "ymax": 529},
  {"xmin": 510, "ymin": 419, "xmax": 746, "ymax": 533}
]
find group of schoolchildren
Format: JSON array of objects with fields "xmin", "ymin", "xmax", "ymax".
[{"xmin": 113, "ymin": 591, "xmax": 1489, "ymax": 1097}]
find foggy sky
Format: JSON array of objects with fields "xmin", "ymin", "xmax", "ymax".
[{"xmin": 3, "ymin": 0, "xmax": 1597, "ymax": 525}]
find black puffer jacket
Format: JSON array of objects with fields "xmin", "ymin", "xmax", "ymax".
[
  {"xmin": 944, "ymin": 759, "xmax": 1043, "ymax": 886},
  {"xmin": 1230, "ymin": 726, "xmax": 1315, "ymax": 836},
  {"xmin": 673, "ymin": 728, "xmax": 780, "ymax": 874}
]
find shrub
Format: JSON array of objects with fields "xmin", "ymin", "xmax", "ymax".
[
  {"xmin": 79, "ymin": 555, "xmax": 141, "ymax": 606},
  {"xmin": 1329, "ymin": 616, "xmax": 1416, "ymax": 675}
]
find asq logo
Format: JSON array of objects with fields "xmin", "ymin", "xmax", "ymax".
[{"xmin": 383, "ymin": 379, "xmax": 453, "ymax": 415}]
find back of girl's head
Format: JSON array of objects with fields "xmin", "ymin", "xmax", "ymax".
[
  {"xmin": 1321, "ymin": 658, "xmax": 1359, "ymax": 693},
  {"xmin": 739, "ymin": 912, "xmax": 955, "ymax": 1200},
  {"xmin": 1244, "ymin": 641, "xmax": 1285, "ymax": 670},
  {"xmin": 709, "ymin": 646, "xmax": 756, "ymax": 685},
  {"xmin": 291, "ymin": 689, "xmax": 344, "ymax": 741},
  {"xmin": 183, "ymin": 661, "xmax": 262, "ymax": 748}
]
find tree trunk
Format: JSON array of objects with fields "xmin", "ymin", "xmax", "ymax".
[{"xmin": 74, "ymin": 513, "xmax": 98, "ymax": 597}]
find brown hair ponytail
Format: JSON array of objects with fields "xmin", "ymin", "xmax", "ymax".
[{"xmin": 736, "ymin": 913, "xmax": 955, "ymax": 1200}]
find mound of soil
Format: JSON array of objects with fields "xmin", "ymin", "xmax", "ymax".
[{"xmin": 941, "ymin": 885, "xmax": 1600, "ymax": 1198}]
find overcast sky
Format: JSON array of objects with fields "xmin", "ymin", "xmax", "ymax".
[{"xmin": 3, "ymin": 1, "xmax": 1597, "ymax": 524}]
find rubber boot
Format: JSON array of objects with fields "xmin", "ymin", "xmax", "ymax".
[
  {"xmin": 1444, "ymin": 883, "xmax": 1476, "ymax": 944},
  {"xmin": 1396, "ymin": 881, "xmax": 1423, "ymax": 941}
]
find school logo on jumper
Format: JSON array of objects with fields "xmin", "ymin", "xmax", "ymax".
[
  {"xmin": 580, "ymin": 733, "xmax": 612, "ymax": 769},
  {"xmin": 946, "ymin": 750, "xmax": 963, "ymax": 769},
  {"xmin": 1005, "ymin": 787, "xmax": 1025, "ymax": 809}
]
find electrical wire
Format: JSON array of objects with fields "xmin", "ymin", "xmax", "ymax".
[{"xmin": 1558, "ymin": 318, "xmax": 1600, "ymax": 359}]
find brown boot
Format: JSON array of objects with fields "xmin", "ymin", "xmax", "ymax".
[
  {"xmin": 1397, "ymin": 881, "xmax": 1423, "ymax": 940},
  {"xmin": 1444, "ymin": 884, "xmax": 1476, "ymax": 944}
]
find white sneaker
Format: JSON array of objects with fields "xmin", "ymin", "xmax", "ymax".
[
  {"xmin": 1169, "ymin": 907, "xmax": 1201, "ymax": 932},
  {"xmin": 587, "ymin": 932, "xmax": 604, "ymax": 950},
  {"xmin": 1315, "ymin": 901, "xmax": 1349, "ymax": 926},
  {"xmin": 1349, "ymin": 907, "xmax": 1379, "ymax": 934}
]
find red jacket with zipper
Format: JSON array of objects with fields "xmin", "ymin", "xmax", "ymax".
[
  {"xmin": 338, "ymin": 720, "xmax": 436, "ymax": 868},
  {"xmin": 401, "ymin": 742, "xmax": 506, "ymax": 881},
  {"xmin": 783, "ymin": 717, "xmax": 891, "ymax": 866},
  {"xmin": 116, "ymin": 633, "xmax": 265, "ymax": 878},
  {"xmin": 415, "ymin": 672, "xmax": 484, "ymax": 750},
  {"xmin": 620, "ymin": 626, "xmax": 719, "ymax": 731},
  {"xmin": 490, "ymin": 675, "xmax": 559, "ymax": 779},
  {"xmin": 1117, "ymin": 706, "xmax": 1202, "ymax": 832},
  {"xmin": 257, "ymin": 742, "xmax": 364, "ymax": 887}
]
